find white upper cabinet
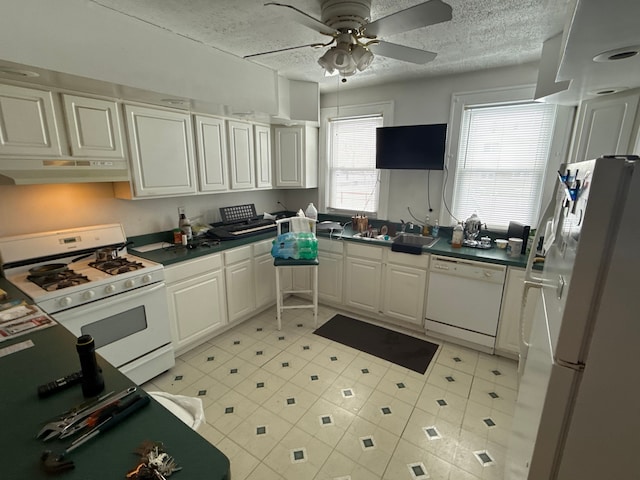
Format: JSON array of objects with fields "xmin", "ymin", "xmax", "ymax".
[
  {"xmin": 193, "ymin": 114, "xmax": 229, "ymax": 192},
  {"xmin": 570, "ymin": 90, "xmax": 640, "ymax": 163},
  {"xmin": 0, "ymin": 84, "xmax": 61, "ymax": 157},
  {"xmin": 62, "ymin": 94, "xmax": 124, "ymax": 159},
  {"xmin": 227, "ymin": 120, "xmax": 255, "ymax": 190},
  {"xmin": 254, "ymin": 124, "xmax": 272, "ymax": 189},
  {"xmin": 274, "ymin": 125, "xmax": 318, "ymax": 188},
  {"xmin": 119, "ymin": 104, "xmax": 196, "ymax": 198}
]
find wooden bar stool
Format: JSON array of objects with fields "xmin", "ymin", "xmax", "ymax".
[{"xmin": 273, "ymin": 217, "xmax": 318, "ymax": 331}]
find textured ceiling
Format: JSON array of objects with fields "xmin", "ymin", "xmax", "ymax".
[{"xmin": 90, "ymin": 0, "xmax": 571, "ymax": 92}]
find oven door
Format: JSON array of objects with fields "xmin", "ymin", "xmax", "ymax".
[{"xmin": 52, "ymin": 282, "xmax": 172, "ymax": 372}]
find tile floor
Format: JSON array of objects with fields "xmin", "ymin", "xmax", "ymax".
[{"xmin": 142, "ymin": 302, "xmax": 518, "ymax": 480}]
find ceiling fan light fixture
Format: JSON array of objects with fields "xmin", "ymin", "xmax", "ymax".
[{"xmin": 351, "ymin": 44, "xmax": 374, "ymax": 71}]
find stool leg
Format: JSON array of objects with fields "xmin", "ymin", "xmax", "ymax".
[
  {"xmin": 312, "ymin": 265, "xmax": 318, "ymax": 328},
  {"xmin": 275, "ymin": 266, "xmax": 282, "ymax": 331}
]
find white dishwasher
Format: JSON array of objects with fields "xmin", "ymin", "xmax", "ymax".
[{"xmin": 425, "ymin": 255, "xmax": 506, "ymax": 350}]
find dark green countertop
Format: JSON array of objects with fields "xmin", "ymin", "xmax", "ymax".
[
  {"xmin": 128, "ymin": 227, "xmax": 531, "ymax": 269},
  {"xmin": 0, "ymin": 280, "xmax": 230, "ymax": 480}
]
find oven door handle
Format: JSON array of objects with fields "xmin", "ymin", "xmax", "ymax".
[{"xmin": 108, "ymin": 282, "xmax": 166, "ymax": 302}]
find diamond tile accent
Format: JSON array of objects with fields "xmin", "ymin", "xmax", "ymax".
[
  {"xmin": 330, "ymin": 356, "xmax": 338, "ymax": 361},
  {"xmin": 256, "ymin": 382, "xmax": 265, "ymax": 388},
  {"xmin": 230, "ymin": 368, "xmax": 238, "ymax": 374},
  {"xmin": 174, "ymin": 375, "xmax": 183, "ymax": 381},
  {"xmin": 303, "ymin": 345, "xmax": 310, "ymax": 350},
  {"xmin": 297, "ymin": 323, "xmax": 303, "ymax": 327},
  {"xmin": 381, "ymin": 406, "xmax": 392, "ymax": 415},
  {"xmin": 408, "ymin": 462, "xmax": 429, "ymax": 479},
  {"xmin": 445, "ymin": 376, "xmax": 455, "ymax": 382},
  {"xmin": 492, "ymin": 369, "xmax": 502, "ymax": 376},
  {"xmin": 423, "ymin": 426, "xmax": 442, "ymax": 440},
  {"xmin": 206, "ymin": 356, "xmax": 215, "ymax": 362},
  {"xmin": 397, "ymin": 382, "xmax": 406, "ymax": 389},
  {"xmin": 436, "ymin": 399, "xmax": 448, "ymax": 406},
  {"xmin": 256, "ymin": 426, "xmax": 266, "ymax": 435},
  {"xmin": 256, "ymin": 327, "xmax": 263, "ymax": 332},
  {"xmin": 286, "ymin": 397, "xmax": 296, "ymax": 405},
  {"xmin": 361, "ymin": 437, "xmax": 375, "ymax": 449},
  {"xmin": 483, "ymin": 418, "xmax": 496, "ymax": 427},
  {"xmin": 320, "ymin": 415, "xmax": 333, "ymax": 425},
  {"xmin": 198, "ymin": 390, "xmax": 207, "ymax": 396},
  {"xmin": 291, "ymin": 448, "xmax": 307, "ymax": 463},
  {"xmin": 361, "ymin": 368, "xmax": 369, "ymax": 374},
  {"xmin": 282, "ymin": 362, "xmax": 289, "ymax": 368},
  {"xmin": 453, "ymin": 356, "xmax": 462, "ymax": 362},
  {"xmin": 256, "ymin": 350, "xmax": 263, "ymax": 356},
  {"xmin": 473, "ymin": 450, "xmax": 495, "ymax": 466},
  {"xmin": 224, "ymin": 407, "xmax": 234, "ymax": 414},
  {"xmin": 233, "ymin": 340, "xmax": 240, "ymax": 345},
  {"xmin": 342, "ymin": 389, "xmax": 354, "ymax": 398},
  {"xmin": 310, "ymin": 375, "xmax": 319, "ymax": 381},
  {"xmin": 489, "ymin": 391, "xmax": 500, "ymax": 399},
  {"xmin": 278, "ymin": 336, "xmax": 285, "ymax": 341}
]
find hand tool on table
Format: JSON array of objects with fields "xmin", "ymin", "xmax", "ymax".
[
  {"xmin": 37, "ymin": 386, "xmax": 136, "ymax": 441},
  {"xmin": 41, "ymin": 394, "xmax": 150, "ymax": 473}
]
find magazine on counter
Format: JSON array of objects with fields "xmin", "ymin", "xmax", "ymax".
[{"xmin": 0, "ymin": 302, "xmax": 56, "ymax": 341}]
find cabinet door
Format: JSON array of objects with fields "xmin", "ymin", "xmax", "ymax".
[
  {"xmin": 382, "ymin": 263, "xmax": 427, "ymax": 325},
  {"xmin": 227, "ymin": 120, "xmax": 255, "ymax": 190},
  {"xmin": 318, "ymin": 251, "xmax": 343, "ymax": 305},
  {"xmin": 0, "ymin": 84, "xmax": 61, "ymax": 156},
  {"xmin": 194, "ymin": 114, "xmax": 229, "ymax": 192},
  {"xmin": 124, "ymin": 105, "xmax": 196, "ymax": 197},
  {"xmin": 344, "ymin": 256, "xmax": 382, "ymax": 313},
  {"xmin": 225, "ymin": 258, "xmax": 256, "ymax": 322},
  {"xmin": 496, "ymin": 267, "xmax": 539, "ymax": 356},
  {"xmin": 62, "ymin": 94, "xmax": 124, "ymax": 158},
  {"xmin": 254, "ymin": 124, "xmax": 272, "ymax": 189},
  {"xmin": 166, "ymin": 269, "xmax": 227, "ymax": 355},
  {"xmin": 254, "ymin": 253, "xmax": 276, "ymax": 309},
  {"xmin": 571, "ymin": 91, "xmax": 640, "ymax": 163},
  {"xmin": 274, "ymin": 126, "xmax": 303, "ymax": 187}
]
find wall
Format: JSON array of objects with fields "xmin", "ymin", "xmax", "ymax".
[
  {"xmin": 319, "ymin": 62, "xmax": 541, "ymax": 225},
  {"xmin": 0, "ymin": 184, "xmax": 282, "ymax": 238}
]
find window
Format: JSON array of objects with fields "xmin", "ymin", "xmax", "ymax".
[
  {"xmin": 320, "ymin": 102, "xmax": 393, "ymax": 219},
  {"xmin": 451, "ymin": 101, "xmax": 557, "ymax": 228},
  {"xmin": 327, "ymin": 114, "xmax": 383, "ymax": 213}
]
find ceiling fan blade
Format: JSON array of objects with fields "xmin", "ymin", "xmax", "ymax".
[
  {"xmin": 363, "ymin": 0, "xmax": 452, "ymax": 37},
  {"xmin": 369, "ymin": 41, "xmax": 437, "ymax": 64},
  {"xmin": 244, "ymin": 42, "xmax": 330, "ymax": 59},
  {"xmin": 265, "ymin": 2, "xmax": 338, "ymax": 36}
]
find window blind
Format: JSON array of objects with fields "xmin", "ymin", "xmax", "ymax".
[
  {"xmin": 452, "ymin": 102, "xmax": 557, "ymax": 228},
  {"xmin": 328, "ymin": 114, "xmax": 383, "ymax": 213}
]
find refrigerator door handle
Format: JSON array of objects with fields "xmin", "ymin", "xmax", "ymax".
[{"xmin": 521, "ymin": 280, "xmax": 543, "ymax": 348}]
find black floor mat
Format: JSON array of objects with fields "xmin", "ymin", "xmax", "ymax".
[{"xmin": 314, "ymin": 314, "xmax": 439, "ymax": 374}]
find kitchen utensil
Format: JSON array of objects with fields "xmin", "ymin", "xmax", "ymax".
[
  {"xmin": 352, "ymin": 215, "xmax": 368, "ymax": 233},
  {"xmin": 464, "ymin": 213, "xmax": 482, "ymax": 241},
  {"xmin": 28, "ymin": 264, "xmax": 69, "ymax": 276}
]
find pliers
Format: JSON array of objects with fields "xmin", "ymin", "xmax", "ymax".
[{"xmin": 36, "ymin": 386, "xmax": 137, "ymax": 441}]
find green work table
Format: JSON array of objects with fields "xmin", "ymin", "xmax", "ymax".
[{"xmin": 0, "ymin": 323, "xmax": 230, "ymax": 480}]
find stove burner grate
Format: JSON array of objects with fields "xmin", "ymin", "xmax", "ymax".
[
  {"xmin": 90, "ymin": 258, "xmax": 145, "ymax": 275},
  {"xmin": 27, "ymin": 270, "xmax": 90, "ymax": 291}
]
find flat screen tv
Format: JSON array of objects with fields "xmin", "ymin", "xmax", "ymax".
[{"xmin": 375, "ymin": 123, "xmax": 447, "ymax": 170}]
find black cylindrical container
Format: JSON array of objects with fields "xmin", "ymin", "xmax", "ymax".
[{"xmin": 76, "ymin": 334, "xmax": 105, "ymax": 397}]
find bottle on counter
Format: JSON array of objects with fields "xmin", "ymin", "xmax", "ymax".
[
  {"xmin": 178, "ymin": 207, "xmax": 193, "ymax": 241},
  {"xmin": 452, "ymin": 222, "xmax": 463, "ymax": 248},
  {"xmin": 305, "ymin": 202, "xmax": 318, "ymax": 230},
  {"xmin": 432, "ymin": 219, "xmax": 440, "ymax": 237},
  {"xmin": 422, "ymin": 215, "xmax": 431, "ymax": 236}
]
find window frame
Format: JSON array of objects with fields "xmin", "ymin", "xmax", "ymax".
[
  {"xmin": 442, "ymin": 85, "xmax": 574, "ymax": 231},
  {"xmin": 319, "ymin": 102, "xmax": 394, "ymax": 219}
]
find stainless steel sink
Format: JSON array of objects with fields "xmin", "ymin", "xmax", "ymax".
[{"xmin": 393, "ymin": 233, "xmax": 440, "ymax": 248}]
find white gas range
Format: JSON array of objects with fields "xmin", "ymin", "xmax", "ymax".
[{"xmin": 0, "ymin": 224, "xmax": 174, "ymax": 384}]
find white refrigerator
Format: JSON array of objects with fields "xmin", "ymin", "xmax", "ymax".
[{"xmin": 506, "ymin": 155, "xmax": 640, "ymax": 479}]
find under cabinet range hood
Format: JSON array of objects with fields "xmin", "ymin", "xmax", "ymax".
[{"xmin": 0, "ymin": 158, "xmax": 130, "ymax": 185}]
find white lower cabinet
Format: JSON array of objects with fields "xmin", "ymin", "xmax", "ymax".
[
  {"xmin": 344, "ymin": 243, "xmax": 383, "ymax": 313},
  {"xmin": 317, "ymin": 238, "xmax": 344, "ymax": 305},
  {"xmin": 382, "ymin": 251, "xmax": 429, "ymax": 326},
  {"xmin": 165, "ymin": 254, "xmax": 227, "ymax": 356},
  {"xmin": 224, "ymin": 245, "xmax": 256, "ymax": 323},
  {"xmin": 253, "ymin": 239, "xmax": 276, "ymax": 309},
  {"xmin": 496, "ymin": 267, "xmax": 540, "ymax": 357}
]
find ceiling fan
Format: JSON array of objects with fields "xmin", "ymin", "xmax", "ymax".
[{"xmin": 245, "ymin": 0, "xmax": 453, "ymax": 78}]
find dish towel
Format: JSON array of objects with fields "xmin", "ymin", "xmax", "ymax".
[{"xmin": 289, "ymin": 216, "xmax": 312, "ymax": 233}]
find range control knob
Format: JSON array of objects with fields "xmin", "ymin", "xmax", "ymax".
[
  {"xmin": 105, "ymin": 284, "xmax": 116, "ymax": 294},
  {"xmin": 59, "ymin": 297, "xmax": 73, "ymax": 308},
  {"xmin": 142, "ymin": 274, "xmax": 153, "ymax": 284},
  {"xmin": 83, "ymin": 290, "xmax": 96, "ymax": 300},
  {"xmin": 124, "ymin": 279, "xmax": 136, "ymax": 288}
]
